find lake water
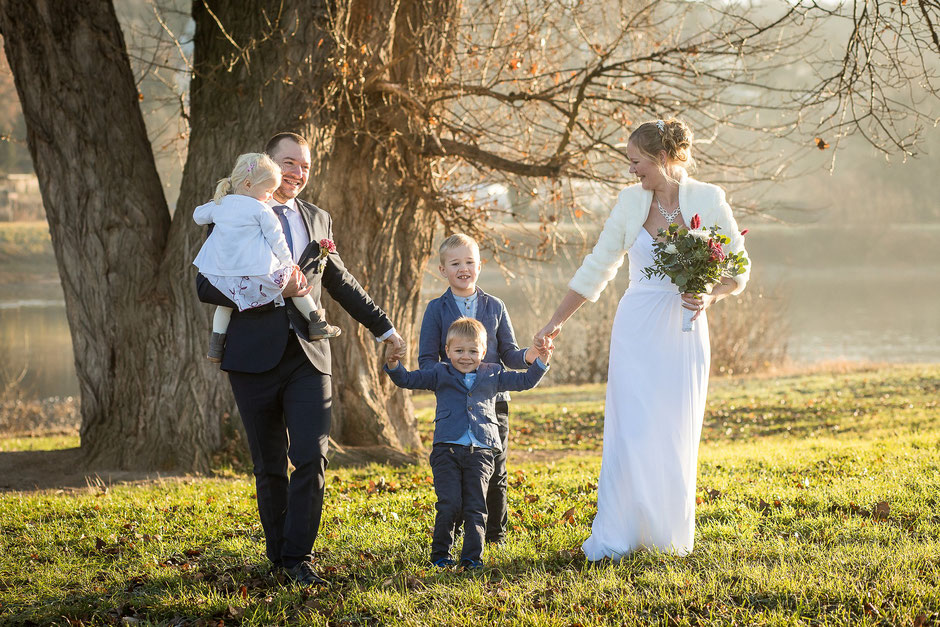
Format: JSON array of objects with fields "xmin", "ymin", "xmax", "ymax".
[{"xmin": 1, "ymin": 224, "xmax": 938, "ymax": 399}]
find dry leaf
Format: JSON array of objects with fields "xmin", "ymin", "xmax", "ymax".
[{"xmin": 873, "ymin": 501, "xmax": 890, "ymax": 520}]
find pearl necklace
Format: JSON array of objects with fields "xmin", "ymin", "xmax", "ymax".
[{"xmin": 656, "ymin": 198, "xmax": 680, "ymax": 222}]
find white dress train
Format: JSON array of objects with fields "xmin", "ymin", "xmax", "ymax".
[{"xmin": 581, "ymin": 228, "xmax": 710, "ymax": 560}]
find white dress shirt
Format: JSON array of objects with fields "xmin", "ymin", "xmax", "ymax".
[{"xmin": 267, "ymin": 197, "xmax": 309, "ymax": 262}]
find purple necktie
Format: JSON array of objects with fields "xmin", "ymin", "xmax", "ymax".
[{"xmin": 272, "ymin": 205, "xmax": 294, "ymax": 259}]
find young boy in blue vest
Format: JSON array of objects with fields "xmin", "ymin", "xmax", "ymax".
[
  {"xmin": 419, "ymin": 233, "xmax": 540, "ymax": 545},
  {"xmin": 385, "ymin": 317, "xmax": 551, "ymax": 568}
]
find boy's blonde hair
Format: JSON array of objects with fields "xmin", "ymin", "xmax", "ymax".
[
  {"xmin": 446, "ymin": 317, "xmax": 486, "ymax": 348},
  {"xmin": 438, "ymin": 233, "xmax": 480, "ymax": 266},
  {"xmin": 213, "ymin": 152, "xmax": 281, "ymax": 203}
]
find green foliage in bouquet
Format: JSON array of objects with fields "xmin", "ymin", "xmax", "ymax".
[{"xmin": 642, "ymin": 216, "xmax": 749, "ymax": 295}]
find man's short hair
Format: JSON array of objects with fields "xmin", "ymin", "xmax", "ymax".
[
  {"xmin": 446, "ymin": 317, "xmax": 487, "ymax": 347},
  {"xmin": 438, "ymin": 233, "xmax": 480, "ymax": 266},
  {"xmin": 265, "ymin": 132, "xmax": 309, "ymax": 157}
]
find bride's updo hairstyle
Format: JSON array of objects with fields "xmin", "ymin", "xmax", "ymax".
[{"xmin": 629, "ymin": 118, "xmax": 695, "ymax": 180}]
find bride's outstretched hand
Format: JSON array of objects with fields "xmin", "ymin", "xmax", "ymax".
[{"xmin": 534, "ymin": 322, "xmax": 562, "ymax": 350}]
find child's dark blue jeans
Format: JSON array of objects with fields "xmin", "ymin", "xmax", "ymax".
[{"xmin": 429, "ymin": 442, "xmax": 495, "ymax": 563}]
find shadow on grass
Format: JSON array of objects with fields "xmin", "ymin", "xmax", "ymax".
[{"xmin": 0, "ymin": 448, "xmax": 186, "ymax": 492}]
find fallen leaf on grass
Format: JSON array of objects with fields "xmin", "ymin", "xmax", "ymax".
[
  {"xmin": 524, "ymin": 494, "xmax": 539, "ymax": 504},
  {"xmin": 559, "ymin": 507, "xmax": 576, "ymax": 525},
  {"xmin": 872, "ymin": 501, "xmax": 890, "ymax": 520},
  {"xmin": 225, "ymin": 605, "xmax": 245, "ymax": 620}
]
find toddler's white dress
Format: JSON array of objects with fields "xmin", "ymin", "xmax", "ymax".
[{"xmin": 192, "ymin": 195, "xmax": 295, "ymax": 311}]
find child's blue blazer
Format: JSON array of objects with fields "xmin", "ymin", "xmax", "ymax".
[
  {"xmin": 418, "ymin": 287, "xmax": 530, "ymax": 402},
  {"xmin": 384, "ymin": 361, "xmax": 547, "ymax": 450}
]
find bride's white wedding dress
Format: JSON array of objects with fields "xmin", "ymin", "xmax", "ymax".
[{"xmin": 581, "ymin": 228, "xmax": 710, "ymax": 560}]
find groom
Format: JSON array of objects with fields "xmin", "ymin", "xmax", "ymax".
[{"xmin": 196, "ymin": 132, "xmax": 405, "ymax": 585}]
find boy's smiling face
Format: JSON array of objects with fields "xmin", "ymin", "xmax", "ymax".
[
  {"xmin": 439, "ymin": 244, "xmax": 480, "ymax": 297},
  {"xmin": 445, "ymin": 336, "xmax": 485, "ymax": 373}
]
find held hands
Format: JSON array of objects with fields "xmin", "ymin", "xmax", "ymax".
[
  {"xmin": 384, "ymin": 341, "xmax": 401, "ymax": 369},
  {"xmin": 534, "ymin": 322, "xmax": 562, "ymax": 347},
  {"xmin": 533, "ymin": 322, "xmax": 560, "ymax": 361},
  {"xmin": 383, "ymin": 331, "xmax": 406, "ymax": 367},
  {"xmin": 537, "ymin": 336, "xmax": 554, "ymax": 364}
]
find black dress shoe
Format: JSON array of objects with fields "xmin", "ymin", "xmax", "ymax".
[{"xmin": 284, "ymin": 561, "xmax": 328, "ymax": 586}]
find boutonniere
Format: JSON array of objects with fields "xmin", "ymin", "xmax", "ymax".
[{"xmin": 314, "ymin": 238, "xmax": 336, "ymax": 274}]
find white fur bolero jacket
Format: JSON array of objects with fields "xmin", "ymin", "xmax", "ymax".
[{"xmin": 568, "ymin": 174, "xmax": 750, "ymax": 302}]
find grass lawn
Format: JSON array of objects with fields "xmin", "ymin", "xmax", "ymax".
[{"xmin": 0, "ymin": 364, "xmax": 938, "ymax": 625}]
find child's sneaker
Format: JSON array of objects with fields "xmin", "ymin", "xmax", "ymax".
[
  {"xmin": 206, "ymin": 332, "xmax": 226, "ymax": 362},
  {"xmin": 308, "ymin": 310, "xmax": 342, "ymax": 340},
  {"xmin": 459, "ymin": 559, "xmax": 484, "ymax": 571},
  {"xmin": 432, "ymin": 557, "xmax": 456, "ymax": 568}
]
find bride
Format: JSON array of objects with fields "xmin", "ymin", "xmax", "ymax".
[{"xmin": 535, "ymin": 118, "xmax": 750, "ymax": 559}]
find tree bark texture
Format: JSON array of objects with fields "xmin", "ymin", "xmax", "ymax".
[
  {"xmin": 312, "ymin": 0, "xmax": 456, "ymax": 448},
  {"xmin": 0, "ymin": 0, "xmax": 454, "ymax": 468},
  {"xmin": 0, "ymin": 0, "xmax": 226, "ymax": 471}
]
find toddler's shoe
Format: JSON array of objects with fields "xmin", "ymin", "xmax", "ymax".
[
  {"xmin": 459, "ymin": 559, "xmax": 484, "ymax": 571},
  {"xmin": 432, "ymin": 557, "xmax": 456, "ymax": 568},
  {"xmin": 308, "ymin": 310, "xmax": 342, "ymax": 340},
  {"xmin": 206, "ymin": 332, "xmax": 226, "ymax": 362}
]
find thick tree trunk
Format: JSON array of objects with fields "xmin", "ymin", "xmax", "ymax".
[
  {"xmin": 316, "ymin": 1, "xmax": 455, "ymax": 448},
  {"xmin": 0, "ymin": 0, "xmax": 225, "ymax": 470}
]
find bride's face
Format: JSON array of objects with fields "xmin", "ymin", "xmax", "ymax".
[{"xmin": 627, "ymin": 141, "xmax": 665, "ymax": 190}]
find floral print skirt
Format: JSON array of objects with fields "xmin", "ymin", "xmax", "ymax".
[{"xmin": 202, "ymin": 268, "xmax": 291, "ymax": 312}]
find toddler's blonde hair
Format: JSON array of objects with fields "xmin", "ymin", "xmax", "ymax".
[
  {"xmin": 446, "ymin": 317, "xmax": 487, "ymax": 348},
  {"xmin": 438, "ymin": 233, "xmax": 480, "ymax": 266},
  {"xmin": 214, "ymin": 153, "xmax": 281, "ymax": 203}
]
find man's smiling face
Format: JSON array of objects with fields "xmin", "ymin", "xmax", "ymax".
[{"xmin": 269, "ymin": 138, "xmax": 311, "ymax": 203}]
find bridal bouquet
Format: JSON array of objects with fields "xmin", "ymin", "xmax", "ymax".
[{"xmin": 642, "ymin": 214, "xmax": 749, "ymax": 332}]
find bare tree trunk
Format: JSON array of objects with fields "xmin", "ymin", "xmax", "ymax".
[
  {"xmin": 313, "ymin": 0, "xmax": 456, "ymax": 449},
  {"xmin": 0, "ymin": 0, "xmax": 224, "ymax": 470}
]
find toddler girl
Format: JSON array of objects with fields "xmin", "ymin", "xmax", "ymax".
[{"xmin": 193, "ymin": 152, "xmax": 340, "ymax": 362}]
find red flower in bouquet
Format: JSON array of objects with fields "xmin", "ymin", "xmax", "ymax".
[
  {"xmin": 707, "ymin": 239, "xmax": 725, "ymax": 262},
  {"xmin": 689, "ymin": 213, "xmax": 701, "ymax": 229}
]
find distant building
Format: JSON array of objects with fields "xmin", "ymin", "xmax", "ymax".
[{"xmin": 0, "ymin": 173, "xmax": 44, "ymax": 221}]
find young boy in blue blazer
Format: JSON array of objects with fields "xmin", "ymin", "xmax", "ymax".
[
  {"xmin": 386, "ymin": 317, "xmax": 551, "ymax": 568},
  {"xmin": 419, "ymin": 234, "xmax": 540, "ymax": 544}
]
